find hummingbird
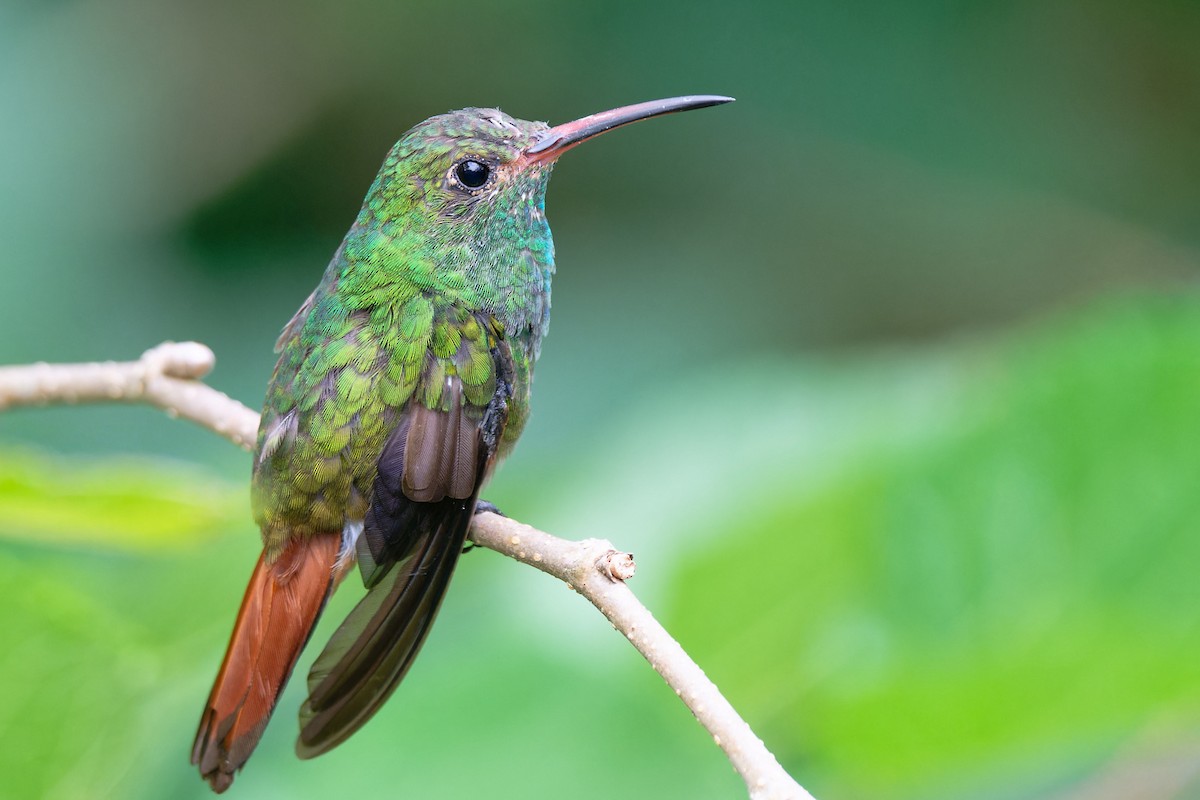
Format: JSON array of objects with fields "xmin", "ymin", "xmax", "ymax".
[{"xmin": 191, "ymin": 95, "xmax": 733, "ymax": 792}]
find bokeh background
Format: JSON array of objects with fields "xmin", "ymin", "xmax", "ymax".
[{"xmin": 2, "ymin": 1, "xmax": 1199, "ymax": 798}]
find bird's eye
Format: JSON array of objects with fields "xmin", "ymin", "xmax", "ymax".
[{"xmin": 454, "ymin": 159, "xmax": 491, "ymax": 189}]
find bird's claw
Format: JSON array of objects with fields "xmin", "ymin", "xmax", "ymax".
[
  {"xmin": 473, "ymin": 499, "xmax": 506, "ymax": 518},
  {"xmin": 464, "ymin": 499, "xmax": 506, "ymax": 553}
]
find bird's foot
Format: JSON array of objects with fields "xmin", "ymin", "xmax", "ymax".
[
  {"xmin": 464, "ymin": 499, "xmax": 506, "ymax": 553},
  {"xmin": 474, "ymin": 499, "xmax": 506, "ymax": 518}
]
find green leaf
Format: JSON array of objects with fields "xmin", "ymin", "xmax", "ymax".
[
  {"xmin": 0, "ymin": 451, "xmax": 254, "ymax": 799},
  {"xmin": 0, "ymin": 448, "xmax": 243, "ymax": 551}
]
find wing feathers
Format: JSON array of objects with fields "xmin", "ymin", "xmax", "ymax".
[
  {"xmin": 296, "ymin": 507, "xmax": 469, "ymax": 758},
  {"xmin": 403, "ymin": 402, "xmax": 447, "ymax": 502},
  {"xmin": 292, "ymin": 318, "xmax": 515, "ymax": 761},
  {"xmin": 402, "ymin": 381, "xmax": 479, "ymax": 503}
]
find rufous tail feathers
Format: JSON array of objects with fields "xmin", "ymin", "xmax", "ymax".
[{"xmin": 192, "ymin": 534, "xmax": 340, "ymax": 793}]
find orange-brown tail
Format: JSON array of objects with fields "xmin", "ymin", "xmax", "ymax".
[{"xmin": 192, "ymin": 534, "xmax": 341, "ymax": 793}]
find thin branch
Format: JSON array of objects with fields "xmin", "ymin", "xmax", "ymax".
[
  {"xmin": 470, "ymin": 513, "xmax": 812, "ymax": 800},
  {"xmin": 0, "ymin": 342, "xmax": 813, "ymax": 800},
  {"xmin": 0, "ymin": 342, "xmax": 257, "ymax": 450}
]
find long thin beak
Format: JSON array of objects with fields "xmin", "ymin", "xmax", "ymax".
[{"xmin": 524, "ymin": 95, "xmax": 734, "ymax": 162}]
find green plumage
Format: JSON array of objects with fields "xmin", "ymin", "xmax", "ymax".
[{"xmin": 252, "ymin": 109, "xmax": 553, "ymax": 549}]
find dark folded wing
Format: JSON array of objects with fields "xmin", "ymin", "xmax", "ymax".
[{"xmin": 296, "ymin": 332, "xmax": 514, "ymax": 758}]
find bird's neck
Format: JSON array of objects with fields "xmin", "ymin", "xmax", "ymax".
[{"xmin": 326, "ymin": 199, "xmax": 555, "ymax": 361}]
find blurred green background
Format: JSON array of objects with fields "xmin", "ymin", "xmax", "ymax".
[{"xmin": 2, "ymin": 1, "xmax": 1198, "ymax": 798}]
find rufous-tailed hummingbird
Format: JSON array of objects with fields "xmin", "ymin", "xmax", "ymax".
[{"xmin": 191, "ymin": 95, "xmax": 733, "ymax": 792}]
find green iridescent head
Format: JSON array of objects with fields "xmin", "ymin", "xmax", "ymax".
[
  {"xmin": 359, "ymin": 95, "xmax": 735, "ymax": 236},
  {"xmin": 345, "ymin": 107, "xmax": 561, "ymax": 352},
  {"xmin": 370, "ymin": 107, "xmax": 554, "ymax": 227}
]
